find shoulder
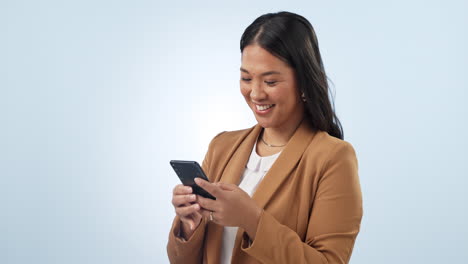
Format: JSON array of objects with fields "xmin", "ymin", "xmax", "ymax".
[
  {"xmin": 207, "ymin": 125, "xmax": 256, "ymax": 149},
  {"xmin": 311, "ymin": 131, "xmax": 356, "ymax": 153},
  {"xmin": 201, "ymin": 125, "xmax": 256, "ymax": 175},
  {"xmin": 304, "ymin": 130, "xmax": 358, "ymax": 169}
]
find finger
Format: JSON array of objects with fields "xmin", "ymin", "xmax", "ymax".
[
  {"xmin": 218, "ymin": 182, "xmax": 236, "ymax": 191},
  {"xmin": 199, "ymin": 208, "xmax": 211, "ymax": 219},
  {"xmin": 175, "ymin": 203, "xmax": 200, "ymax": 217},
  {"xmin": 199, "ymin": 209, "xmax": 221, "ymax": 223},
  {"xmin": 196, "ymin": 195, "xmax": 217, "ymax": 211},
  {"xmin": 194, "ymin": 178, "xmax": 220, "ymax": 198},
  {"xmin": 172, "ymin": 194, "xmax": 197, "ymax": 207},
  {"xmin": 173, "ymin": 184, "xmax": 193, "ymax": 195}
]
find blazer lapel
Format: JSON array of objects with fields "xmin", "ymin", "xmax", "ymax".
[
  {"xmin": 230, "ymin": 119, "xmax": 317, "ymax": 262},
  {"xmin": 204, "ymin": 124, "xmax": 262, "ymax": 264},
  {"xmin": 251, "ymin": 119, "xmax": 317, "ymax": 209},
  {"xmin": 218, "ymin": 125, "xmax": 263, "ymax": 185},
  {"xmin": 206, "ymin": 120, "xmax": 316, "ymax": 263},
  {"xmin": 214, "ymin": 119, "xmax": 317, "ymax": 210}
]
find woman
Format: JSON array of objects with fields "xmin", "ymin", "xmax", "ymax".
[{"xmin": 167, "ymin": 11, "xmax": 363, "ymax": 264}]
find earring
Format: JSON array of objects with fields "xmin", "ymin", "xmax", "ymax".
[{"xmin": 301, "ymin": 92, "xmax": 307, "ymax": 102}]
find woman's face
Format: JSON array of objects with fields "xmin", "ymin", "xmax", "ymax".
[{"xmin": 240, "ymin": 44, "xmax": 304, "ymax": 130}]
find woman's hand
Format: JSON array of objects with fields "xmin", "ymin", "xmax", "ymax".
[
  {"xmin": 171, "ymin": 184, "xmax": 203, "ymax": 240},
  {"xmin": 194, "ymin": 178, "xmax": 262, "ymax": 240}
]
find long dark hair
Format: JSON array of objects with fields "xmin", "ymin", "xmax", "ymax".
[{"xmin": 240, "ymin": 11, "xmax": 344, "ymax": 139}]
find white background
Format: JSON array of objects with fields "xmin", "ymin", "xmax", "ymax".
[{"xmin": 1, "ymin": 0, "xmax": 467, "ymax": 263}]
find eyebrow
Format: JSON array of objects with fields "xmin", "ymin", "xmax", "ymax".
[{"xmin": 240, "ymin": 67, "xmax": 281, "ymax": 76}]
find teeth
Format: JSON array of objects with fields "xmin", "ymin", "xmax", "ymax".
[{"xmin": 256, "ymin": 104, "xmax": 274, "ymax": 111}]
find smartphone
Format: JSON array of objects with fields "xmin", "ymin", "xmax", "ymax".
[{"xmin": 169, "ymin": 160, "xmax": 216, "ymax": 200}]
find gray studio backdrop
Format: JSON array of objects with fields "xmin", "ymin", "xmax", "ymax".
[{"xmin": 1, "ymin": 0, "xmax": 467, "ymax": 263}]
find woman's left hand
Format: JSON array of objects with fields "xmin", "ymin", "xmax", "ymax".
[{"xmin": 194, "ymin": 178, "xmax": 262, "ymax": 239}]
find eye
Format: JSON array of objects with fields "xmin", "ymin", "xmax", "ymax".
[
  {"xmin": 241, "ymin": 77, "xmax": 251, "ymax": 82},
  {"xmin": 265, "ymin": 80, "xmax": 277, "ymax": 86}
]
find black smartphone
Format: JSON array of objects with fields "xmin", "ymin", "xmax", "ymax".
[{"xmin": 169, "ymin": 160, "xmax": 216, "ymax": 200}]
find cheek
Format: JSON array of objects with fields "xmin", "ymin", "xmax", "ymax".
[
  {"xmin": 240, "ymin": 83, "xmax": 250, "ymax": 98},
  {"xmin": 267, "ymin": 88, "xmax": 284, "ymax": 102},
  {"xmin": 274, "ymin": 87, "xmax": 297, "ymax": 107}
]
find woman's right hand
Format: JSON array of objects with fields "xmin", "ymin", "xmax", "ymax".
[{"xmin": 172, "ymin": 184, "xmax": 203, "ymax": 240}]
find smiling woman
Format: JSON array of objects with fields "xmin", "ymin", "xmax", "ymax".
[
  {"xmin": 239, "ymin": 45, "xmax": 304, "ymax": 154},
  {"xmin": 167, "ymin": 11, "xmax": 362, "ymax": 264}
]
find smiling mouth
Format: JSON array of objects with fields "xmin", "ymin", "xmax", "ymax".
[{"xmin": 256, "ymin": 104, "xmax": 275, "ymax": 111}]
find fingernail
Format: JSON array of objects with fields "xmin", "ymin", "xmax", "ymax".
[
  {"xmin": 190, "ymin": 194, "xmax": 196, "ymax": 200},
  {"xmin": 186, "ymin": 187, "xmax": 192, "ymax": 192},
  {"xmin": 195, "ymin": 178, "xmax": 201, "ymax": 184}
]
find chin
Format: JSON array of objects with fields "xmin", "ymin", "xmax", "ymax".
[
  {"xmin": 251, "ymin": 107, "xmax": 279, "ymax": 128},
  {"xmin": 254, "ymin": 117, "xmax": 274, "ymax": 128}
]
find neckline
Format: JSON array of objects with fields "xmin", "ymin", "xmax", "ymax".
[
  {"xmin": 246, "ymin": 140, "xmax": 282, "ymax": 172},
  {"xmin": 253, "ymin": 139, "xmax": 282, "ymax": 159}
]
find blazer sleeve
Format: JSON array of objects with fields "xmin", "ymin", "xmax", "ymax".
[
  {"xmin": 240, "ymin": 141, "xmax": 363, "ymax": 263},
  {"xmin": 166, "ymin": 132, "xmax": 225, "ymax": 264}
]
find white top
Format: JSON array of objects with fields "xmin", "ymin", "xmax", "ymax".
[{"xmin": 220, "ymin": 139, "xmax": 281, "ymax": 264}]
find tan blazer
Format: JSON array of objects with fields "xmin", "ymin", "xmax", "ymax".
[{"xmin": 167, "ymin": 120, "xmax": 363, "ymax": 263}]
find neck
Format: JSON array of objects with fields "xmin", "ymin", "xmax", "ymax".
[{"xmin": 261, "ymin": 116, "xmax": 304, "ymax": 147}]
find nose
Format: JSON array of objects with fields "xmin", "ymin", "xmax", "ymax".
[{"xmin": 250, "ymin": 81, "xmax": 267, "ymax": 101}]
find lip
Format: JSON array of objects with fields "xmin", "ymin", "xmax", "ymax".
[{"xmin": 253, "ymin": 103, "xmax": 275, "ymax": 115}]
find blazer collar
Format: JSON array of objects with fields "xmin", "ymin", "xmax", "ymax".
[
  {"xmin": 222, "ymin": 118, "xmax": 317, "ymax": 208},
  {"xmin": 252, "ymin": 120, "xmax": 316, "ymax": 208},
  {"xmin": 205, "ymin": 119, "xmax": 317, "ymax": 263}
]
